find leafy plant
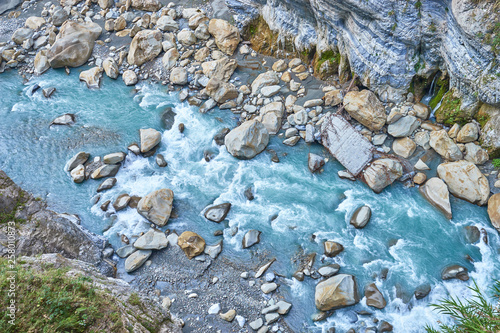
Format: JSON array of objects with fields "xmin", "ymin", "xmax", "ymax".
[
  {"xmin": 493, "ymin": 159, "xmax": 500, "ymax": 168},
  {"xmin": 426, "ymin": 280, "xmax": 500, "ymax": 333}
]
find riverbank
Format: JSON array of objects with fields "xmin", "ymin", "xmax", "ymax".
[{"xmin": 1, "ymin": 1, "xmax": 500, "ymax": 332}]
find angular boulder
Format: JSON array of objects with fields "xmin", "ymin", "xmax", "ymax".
[
  {"xmin": 365, "ymin": 283, "xmax": 386, "ymax": 309},
  {"xmin": 208, "ymin": 19, "xmax": 240, "ymax": 55},
  {"xmin": 204, "ymin": 203, "xmax": 231, "ymax": 222},
  {"xmin": 420, "ymin": 177, "xmax": 452, "ymax": 219},
  {"xmin": 224, "ymin": 120, "xmax": 270, "ymax": 159},
  {"xmin": 134, "ymin": 229, "xmax": 169, "ymax": 250},
  {"xmin": 177, "ymin": 231, "xmax": 205, "ymax": 259},
  {"xmin": 47, "ymin": 21, "xmax": 102, "ymax": 68},
  {"xmin": 256, "ymin": 102, "xmax": 285, "ymax": 135},
  {"xmin": 429, "ymin": 130, "xmax": 463, "ymax": 161},
  {"xmin": 137, "ymin": 189, "xmax": 174, "ymax": 226},
  {"xmin": 125, "ymin": 249, "xmax": 152, "ymax": 273},
  {"xmin": 364, "ymin": 159, "xmax": 403, "ymax": 193},
  {"xmin": 315, "ymin": 274, "xmax": 360, "ymax": 311},
  {"xmin": 140, "ymin": 128, "xmax": 161, "ymax": 153},
  {"xmin": 79, "ymin": 67, "xmax": 102, "ymax": 89},
  {"xmin": 488, "ymin": 193, "xmax": 500, "ymax": 232},
  {"xmin": 128, "ymin": 30, "xmax": 162, "ymax": 66},
  {"xmin": 343, "ymin": 90, "xmax": 386, "ymax": 131},
  {"xmin": 437, "ymin": 161, "xmax": 489, "ymax": 206}
]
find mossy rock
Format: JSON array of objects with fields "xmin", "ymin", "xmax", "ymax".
[
  {"xmin": 313, "ymin": 49, "xmax": 340, "ymax": 79},
  {"xmin": 242, "ymin": 15, "xmax": 296, "ymax": 58},
  {"xmin": 434, "ymin": 90, "xmax": 477, "ymax": 126},
  {"xmin": 429, "ymin": 74, "xmax": 449, "ymax": 110}
]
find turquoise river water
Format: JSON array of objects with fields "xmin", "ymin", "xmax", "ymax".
[{"xmin": 0, "ymin": 68, "xmax": 499, "ymax": 332}]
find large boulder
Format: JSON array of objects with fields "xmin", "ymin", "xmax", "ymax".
[
  {"xmin": 456, "ymin": 122, "xmax": 479, "ymax": 143},
  {"xmin": 364, "ymin": 159, "xmax": 403, "ymax": 193},
  {"xmin": 437, "ymin": 160, "xmax": 489, "ymax": 206},
  {"xmin": 387, "ymin": 116, "xmax": 420, "ymax": 137},
  {"xmin": 224, "ymin": 120, "xmax": 269, "ymax": 159},
  {"xmin": 420, "ymin": 177, "xmax": 452, "ymax": 219},
  {"xmin": 365, "ymin": 283, "xmax": 386, "ymax": 309},
  {"xmin": 128, "ymin": 30, "xmax": 162, "ymax": 66},
  {"xmin": 392, "ymin": 137, "xmax": 416, "ymax": 158},
  {"xmin": 201, "ymin": 57, "xmax": 237, "ymax": 82},
  {"xmin": 34, "ymin": 49, "xmax": 50, "ymax": 75},
  {"xmin": 251, "ymin": 71, "xmax": 280, "ymax": 95},
  {"xmin": 204, "ymin": 203, "xmax": 231, "ymax": 222},
  {"xmin": 177, "ymin": 231, "xmax": 205, "ymax": 259},
  {"xmin": 256, "ymin": 102, "xmax": 285, "ymax": 135},
  {"xmin": 140, "ymin": 128, "xmax": 161, "ymax": 153},
  {"xmin": 130, "ymin": 0, "xmax": 161, "ymax": 11},
  {"xmin": 137, "ymin": 189, "xmax": 174, "ymax": 226},
  {"xmin": 124, "ymin": 250, "xmax": 151, "ymax": 273},
  {"xmin": 488, "ymin": 193, "xmax": 500, "ymax": 232},
  {"xmin": 315, "ymin": 274, "xmax": 360, "ymax": 311},
  {"xmin": 162, "ymin": 48, "xmax": 179, "ymax": 70},
  {"xmin": 208, "ymin": 19, "xmax": 240, "ymax": 56},
  {"xmin": 11, "ymin": 27, "xmax": 33, "ymax": 45},
  {"xmin": 343, "ymin": 90, "xmax": 386, "ymax": 131},
  {"xmin": 205, "ymin": 78, "xmax": 238, "ymax": 104},
  {"xmin": 170, "ymin": 67, "xmax": 188, "ymax": 85},
  {"xmin": 350, "ymin": 205, "xmax": 372, "ymax": 228},
  {"xmin": 47, "ymin": 21, "xmax": 102, "ymax": 68},
  {"xmin": 79, "ymin": 67, "xmax": 102, "ymax": 89},
  {"xmin": 134, "ymin": 229, "xmax": 168, "ymax": 250},
  {"xmin": 429, "ymin": 130, "xmax": 463, "ymax": 161},
  {"xmin": 464, "ymin": 143, "xmax": 489, "ymax": 165},
  {"xmin": 103, "ymin": 58, "xmax": 119, "ymax": 79}
]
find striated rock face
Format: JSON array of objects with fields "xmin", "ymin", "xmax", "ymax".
[{"xmin": 227, "ymin": 0, "xmax": 500, "ymax": 105}]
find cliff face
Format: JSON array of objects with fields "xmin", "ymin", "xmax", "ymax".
[{"xmin": 227, "ymin": 0, "xmax": 500, "ymax": 104}]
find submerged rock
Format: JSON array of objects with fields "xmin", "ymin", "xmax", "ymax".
[
  {"xmin": 91, "ymin": 164, "xmax": 120, "ymax": 179},
  {"xmin": 414, "ymin": 284, "xmax": 431, "ymax": 300},
  {"xmin": 177, "ymin": 231, "xmax": 206, "ymax": 259},
  {"xmin": 51, "ymin": 113, "xmax": 75, "ymax": 126},
  {"xmin": 204, "ymin": 203, "xmax": 231, "ymax": 222},
  {"xmin": 97, "ymin": 178, "xmax": 116, "ymax": 192},
  {"xmin": 242, "ymin": 229, "xmax": 261, "ymax": 248},
  {"xmin": 79, "ymin": 67, "xmax": 102, "ymax": 89},
  {"xmin": 324, "ymin": 240, "xmax": 344, "ymax": 257},
  {"xmin": 315, "ymin": 274, "xmax": 360, "ymax": 311},
  {"xmin": 225, "ymin": 120, "xmax": 269, "ymax": 159},
  {"xmin": 350, "ymin": 206, "xmax": 372, "ymax": 229},
  {"xmin": 441, "ymin": 265, "xmax": 469, "ymax": 281},
  {"xmin": 137, "ymin": 189, "xmax": 174, "ymax": 227},
  {"xmin": 113, "ymin": 194, "xmax": 130, "ymax": 211}
]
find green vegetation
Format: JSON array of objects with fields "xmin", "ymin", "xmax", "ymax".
[
  {"xmin": 0, "ymin": 258, "xmax": 169, "ymax": 332},
  {"xmin": 426, "ymin": 280, "xmax": 500, "ymax": 333},
  {"xmin": 493, "ymin": 159, "xmax": 500, "ymax": 168},
  {"xmin": 434, "ymin": 91, "xmax": 469, "ymax": 125},
  {"xmin": 314, "ymin": 50, "xmax": 341, "ymax": 78},
  {"xmin": 429, "ymin": 75, "xmax": 450, "ymax": 110},
  {"xmin": 0, "ymin": 191, "xmax": 25, "ymax": 225}
]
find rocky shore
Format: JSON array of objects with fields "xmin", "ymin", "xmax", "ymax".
[{"xmin": 1, "ymin": 0, "xmax": 500, "ymax": 332}]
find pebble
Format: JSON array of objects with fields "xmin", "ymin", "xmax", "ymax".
[
  {"xmin": 208, "ymin": 303, "xmax": 221, "ymax": 314},
  {"xmin": 236, "ymin": 315, "xmax": 246, "ymax": 327},
  {"xmin": 188, "ymin": 293, "xmax": 198, "ymax": 298},
  {"xmin": 261, "ymin": 282, "xmax": 278, "ymax": 294},
  {"xmin": 265, "ymin": 272, "xmax": 275, "ymax": 282},
  {"xmin": 250, "ymin": 318, "xmax": 264, "ymax": 330}
]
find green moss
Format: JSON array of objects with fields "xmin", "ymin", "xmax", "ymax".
[
  {"xmin": 429, "ymin": 75, "xmax": 450, "ymax": 110},
  {"xmin": 493, "ymin": 159, "xmax": 500, "ymax": 168},
  {"xmin": 128, "ymin": 293, "xmax": 142, "ymax": 307},
  {"xmin": 313, "ymin": 50, "xmax": 340, "ymax": 78},
  {"xmin": 434, "ymin": 91, "xmax": 471, "ymax": 126},
  {"xmin": 0, "ymin": 191, "xmax": 26, "ymax": 225},
  {"xmin": 476, "ymin": 113, "xmax": 491, "ymax": 127}
]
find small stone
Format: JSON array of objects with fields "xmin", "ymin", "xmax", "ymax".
[
  {"xmin": 156, "ymin": 154, "xmax": 168, "ymax": 167},
  {"xmin": 261, "ymin": 282, "xmax": 278, "ymax": 294},
  {"xmin": 242, "ymin": 230, "xmax": 261, "ymax": 248},
  {"xmin": 220, "ymin": 309, "xmax": 236, "ymax": 322},
  {"xmin": 265, "ymin": 313, "xmax": 280, "ymax": 325},
  {"xmin": 250, "ymin": 318, "xmax": 264, "ymax": 330},
  {"xmin": 97, "ymin": 178, "xmax": 117, "ymax": 192},
  {"xmin": 350, "ymin": 205, "xmax": 372, "ymax": 228},
  {"xmin": 208, "ymin": 303, "xmax": 221, "ymax": 315}
]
